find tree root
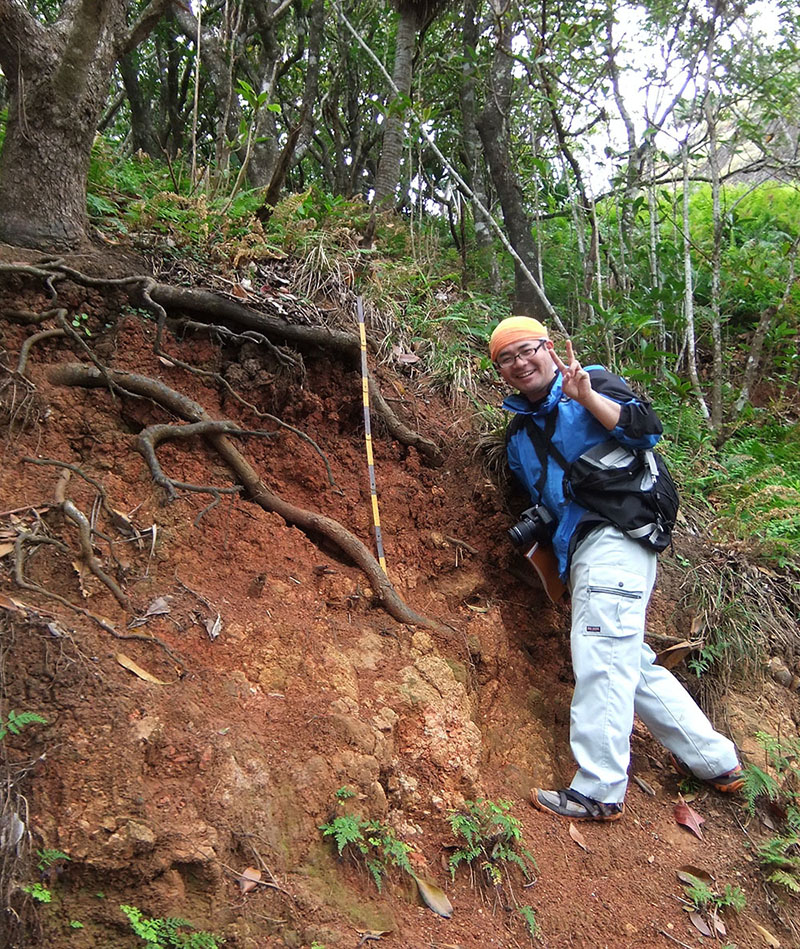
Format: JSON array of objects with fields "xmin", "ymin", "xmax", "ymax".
[
  {"xmin": 48, "ymin": 363, "xmax": 438, "ymax": 629},
  {"xmin": 61, "ymin": 500, "xmax": 130, "ymax": 610},
  {"xmin": 5, "ymin": 259, "xmax": 443, "ymax": 465},
  {"xmin": 17, "ymin": 327, "xmax": 67, "ymax": 377},
  {"xmin": 12, "ymin": 532, "xmax": 185, "ymax": 672}
]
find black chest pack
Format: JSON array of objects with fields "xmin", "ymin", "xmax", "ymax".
[{"xmin": 508, "ymin": 407, "xmax": 680, "ymax": 553}]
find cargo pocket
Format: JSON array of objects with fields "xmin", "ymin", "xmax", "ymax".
[{"xmin": 582, "ymin": 565, "xmax": 646, "ymax": 637}]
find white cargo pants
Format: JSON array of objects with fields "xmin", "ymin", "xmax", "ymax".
[{"xmin": 568, "ymin": 525, "xmax": 739, "ymax": 804}]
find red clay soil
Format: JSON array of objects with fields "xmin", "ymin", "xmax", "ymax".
[{"xmin": 1, "ymin": 244, "xmax": 798, "ymax": 949}]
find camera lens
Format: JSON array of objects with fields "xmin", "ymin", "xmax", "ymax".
[{"xmin": 507, "ymin": 519, "xmax": 537, "ymax": 548}]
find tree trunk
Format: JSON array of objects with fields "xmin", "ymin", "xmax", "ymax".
[
  {"xmin": 476, "ymin": 7, "xmax": 545, "ymax": 319},
  {"xmin": 119, "ymin": 49, "xmax": 161, "ymax": 156},
  {"xmin": 0, "ymin": 0, "xmax": 167, "ymax": 250},
  {"xmin": 371, "ymin": 8, "xmax": 419, "ymax": 208},
  {"xmin": 460, "ymin": 0, "xmax": 500, "ymax": 293}
]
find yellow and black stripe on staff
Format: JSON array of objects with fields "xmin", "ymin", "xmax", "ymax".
[{"xmin": 357, "ymin": 296, "xmax": 387, "ymax": 574}]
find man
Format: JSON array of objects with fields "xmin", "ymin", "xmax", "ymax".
[{"xmin": 491, "ymin": 316, "xmax": 743, "ymax": 822}]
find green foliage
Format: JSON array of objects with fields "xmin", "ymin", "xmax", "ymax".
[
  {"xmin": 69, "ymin": 920, "xmax": 84, "ymax": 928},
  {"xmin": 120, "ymin": 904, "xmax": 223, "ymax": 948},
  {"xmin": 448, "ymin": 799, "xmax": 536, "ymax": 886},
  {"xmin": 684, "ymin": 879, "xmax": 746, "ymax": 914},
  {"xmin": 334, "ymin": 786, "xmax": 356, "ymax": 801},
  {"xmin": 519, "ymin": 904, "xmax": 543, "ymax": 942},
  {"xmin": 319, "ymin": 805, "xmax": 413, "ymax": 892},
  {"xmin": 71, "ymin": 312, "xmax": 92, "ymax": 337},
  {"xmin": 22, "ymin": 883, "xmax": 52, "ymax": 903},
  {"xmin": 747, "ymin": 732, "xmax": 800, "ymax": 894},
  {"xmin": 37, "ymin": 849, "xmax": 70, "ymax": 871},
  {"xmin": 0, "ymin": 710, "xmax": 47, "ymax": 741}
]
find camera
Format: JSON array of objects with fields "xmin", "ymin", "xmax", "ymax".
[{"xmin": 507, "ymin": 504, "xmax": 555, "ymax": 548}]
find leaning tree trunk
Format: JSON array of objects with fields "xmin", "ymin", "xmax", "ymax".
[{"xmin": 0, "ymin": 0, "xmax": 167, "ymax": 250}]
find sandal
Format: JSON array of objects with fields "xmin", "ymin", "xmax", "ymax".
[
  {"xmin": 531, "ymin": 787, "xmax": 624, "ymax": 821},
  {"xmin": 670, "ymin": 753, "xmax": 745, "ymax": 794}
]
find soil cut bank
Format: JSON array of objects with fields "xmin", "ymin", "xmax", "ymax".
[{"xmin": 1, "ymin": 245, "xmax": 798, "ymax": 948}]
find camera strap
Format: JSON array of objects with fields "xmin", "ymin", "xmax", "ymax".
[{"xmin": 522, "ymin": 408, "xmax": 563, "ymax": 500}]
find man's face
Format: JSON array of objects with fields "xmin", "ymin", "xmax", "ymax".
[{"xmin": 496, "ymin": 337, "xmax": 556, "ymax": 401}]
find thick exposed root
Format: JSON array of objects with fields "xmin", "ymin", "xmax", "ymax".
[{"xmin": 48, "ymin": 363, "xmax": 438, "ymax": 629}]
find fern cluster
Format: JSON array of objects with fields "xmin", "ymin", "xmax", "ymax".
[
  {"xmin": 448, "ymin": 798, "xmax": 536, "ymax": 885},
  {"xmin": 0, "ymin": 710, "xmax": 47, "ymax": 741},
  {"xmin": 319, "ymin": 812, "xmax": 412, "ymax": 891},
  {"xmin": 120, "ymin": 904, "xmax": 223, "ymax": 948},
  {"xmin": 746, "ymin": 731, "xmax": 800, "ymax": 894}
]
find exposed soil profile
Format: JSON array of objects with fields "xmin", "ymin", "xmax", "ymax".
[{"xmin": 1, "ymin": 246, "xmax": 798, "ymax": 949}]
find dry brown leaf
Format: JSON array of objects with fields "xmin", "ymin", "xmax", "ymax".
[
  {"xmin": 674, "ymin": 796, "xmax": 705, "ymax": 840},
  {"xmin": 115, "ymin": 653, "xmax": 169, "ymax": 685},
  {"xmin": 238, "ymin": 866, "xmax": 262, "ymax": 894},
  {"xmin": 0, "ymin": 593, "xmax": 25, "ymax": 612},
  {"xmin": 414, "ymin": 876, "xmax": 453, "ymax": 918},
  {"xmin": 0, "ymin": 542, "xmax": 15, "ymax": 559},
  {"xmin": 71, "ymin": 560, "xmax": 90, "ymax": 598},
  {"xmin": 750, "ymin": 919, "xmax": 781, "ymax": 947},
  {"xmin": 568, "ymin": 821, "xmax": 589, "ymax": 851},
  {"xmin": 688, "ymin": 911, "xmax": 712, "ymax": 937},
  {"xmin": 676, "ymin": 865, "xmax": 714, "ymax": 886},
  {"xmin": 712, "ymin": 914, "xmax": 726, "ymax": 937},
  {"xmin": 158, "ymin": 356, "xmax": 175, "ymax": 367},
  {"xmin": 690, "ymin": 614, "xmax": 705, "ymax": 637},
  {"xmin": 655, "ymin": 639, "xmax": 702, "ymax": 670}
]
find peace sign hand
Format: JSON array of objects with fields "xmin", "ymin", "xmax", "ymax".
[{"xmin": 550, "ymin": 340, "xmax": 593, "ymax": 403}]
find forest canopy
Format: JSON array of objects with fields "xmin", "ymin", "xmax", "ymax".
[{"xmin": 0, "ymin": 0, "xmax": 798, "ymax": 443}]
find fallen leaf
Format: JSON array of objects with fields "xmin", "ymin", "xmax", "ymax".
[
  {"xmin": 688, "ymin": 911, "xmax": 713, "ymax": 937},
  {"xmin": 674, "ymin": 796, "xmax": 705, "ymax": 840},
  {"xmin": 238, "ymin": 866, "xmax": 262, "ymax": 894},
  {"xmin": 0, "ymin": 542, "xmax": 14, "ymax": 559},
  {"xmin": 115, "ymin": 653, "xmax": 169, "ymax": 685},
  {"xmin": 676, "ymin": 865, "xmax": 714, "ymax": 887},
  {"xmin": 690, "ymin": 614, "xmax": 705, "ymax": 637},
  {"xmin": 144, "ymin": 596, "xmax": 171, "ymax": 617},
  {"xmin": 0, "ymin": 811, "xmax": 25, "ymax": 850},
  {"xmin": 568, "ymin": 821, "xmax": 589, "ymax": 852},
  {"xmin": 158, "ymin": 356, "xmax": 175, "ymax": 367},
  {"xmin": 0, "ymin": 593, "xmax": 25, "ymax": 612},
  {"xmin": 655, "ymin": 639, "xmax": 702, "ymax": 669},
  {"xmin": 712, "ymin": 914, "xmax": 726, "ymax": 937},
  {"xmin": 464, "ymin": 602, "xmax": 489, "ymax": 613},
  {"xmin": 631, "ymin": 774, "xmax": 656, "ymax": 796},
  {"xmin": 71, "ymin": 560, "xmax": 90, "ymax": 598},
  {"xmin": 205, "ymin": 614, "xmax": 222, "ymax": 640},
  {"xmin": 414, "ymin": 876, "xmax": 453, "ymax": 918},
  {"xmin": 750, "ymin": 919, "xmax": 781, "ymax": 947},
  {"xmin": 232, "ymin": 284, "xmax": 249, "ymax": 299}
]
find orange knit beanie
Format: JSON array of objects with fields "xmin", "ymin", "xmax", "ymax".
[{"xmin": 489, "ymin": 317, "xmax": 548, "ymax": 362}]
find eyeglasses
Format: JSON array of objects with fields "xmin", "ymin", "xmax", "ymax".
[{"xmin": 496, "ymin": 339, "xmax": 547, "ymax": 368}]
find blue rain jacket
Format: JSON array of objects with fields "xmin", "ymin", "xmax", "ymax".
[{"xmin": 503, "ymin": 366, "xmax": 663, "ymax": 579}]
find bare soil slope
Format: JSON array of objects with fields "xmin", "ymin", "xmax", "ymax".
[{"xmin": 1, "ymin": 246, "xmax": 798, "ymax": 949}]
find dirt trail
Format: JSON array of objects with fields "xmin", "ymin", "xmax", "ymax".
[{"xmin": 1, "ymin": 248, "xmax": 798, "ymax": 949}]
